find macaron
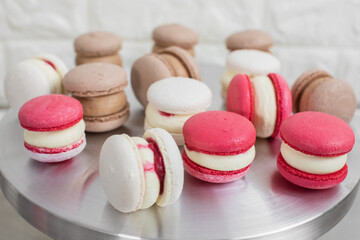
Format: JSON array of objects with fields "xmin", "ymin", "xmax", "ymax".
[
  {"xmin": 4, "ymin": 53, "xmax": 68, "ymax": 110},
  {"xmin": 277, "ymin": 111, "xmax": 355, "ymax": 189},
  {"xmin": 221, "ymin": 49, "xmax": 281, "ymax": 100},
  {"xmin": 131, "ymin": 46, "xmax": 201, "ymax": 107},
  {"xmin": 63, "ymin": 63, "xmax": 129, "ymax": 132},
  {"xmin": 182, "ymin": 111, "xmax": 256, "ymax": 183},
  {"xmin": 227, "ymin": 73, "xmax": 292, "ymax": 138},
  {"xmin": 18, "ymin": 94, "xmax": 86, "ymax": 162},
  {"xmin": 226, "ymin": 29, "xmax": 273, "ymax": 52},
  {"xmin": 291, "ymin": 69, "xmax": 357, "ymax": 123},
  {"xmin": 74, "ymin": 31, "xmax": 122, "ymax": 66},
  {"xmin": 152, "ymin": 24, "xmax": 198, "ymax": 56},
  {"xmin": 99, "ymin": 128, "xmax": 184, "ymax": 213},
  {"xmin": 145, "ymin": 77, "xmax": 212, "ymax": 145}
]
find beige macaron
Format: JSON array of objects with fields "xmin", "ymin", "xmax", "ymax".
[
  {"xmin": 131, "ymin": 46, "xmax": 201, "ymax": 107},
  {"xmin": 152, "ymin": 24, "xmax": 198, "ymax": 56},
  {"xmin": 74, "ymin": 31, "xmax": 123, "ymax": 66},
  {"xmin": 63, "ymin": 63, "xmax": 129, "ymax": 132},
  {"xmin": 226, "ymin": 30, "xmax": 273, "ymax": 52},
  {"xmin": 291, "ymin": 69, "xmax": 357, "ymax": 123}
]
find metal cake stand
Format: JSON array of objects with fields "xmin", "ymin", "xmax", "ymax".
[{"xmin": 0, "ymin": 65, "xmax": 359, "ymax": 240}]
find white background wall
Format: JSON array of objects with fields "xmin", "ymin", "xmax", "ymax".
[{"xmin": 1, "ymin": 0, "xmax": 360, "ymax": 107}]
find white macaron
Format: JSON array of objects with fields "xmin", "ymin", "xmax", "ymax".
[
  {"xmin": 221, "ymin": 49, "xmax": 281, "ymax": 100},
  {"xmin": 144, "ymin": 77, "xmax": 212, "ymax": 145},
  {"xmin": 4, "ymin": 53, "xmax": 68, "ymax": 110},
  {"xmin": 99, "ymin": 128, "xmax": 184, "ymax": 213}
]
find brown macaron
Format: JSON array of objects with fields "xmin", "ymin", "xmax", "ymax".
[
  {"xmin": 74, "ymin": 31, "xmax": 123, "ymax": 66},
  {"xmin": 291, "ymin": 69, "xmax": 357, "ymax": 123},
  {"xmin": 152, "ymin": 24, "xmax": 198, "ymax": 56},
  {"xmin": 131, "ymin": 46, "xmax": 201, "ymax": 107},
  {"xmin": 226, "ymin": 30, "xmax": 273, "ymax": 52},
  {"xmin": 63, "ymin": 63, "xmax": 130, "ymax": 132}
]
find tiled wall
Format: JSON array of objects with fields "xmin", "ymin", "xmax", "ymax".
[{"xmin": 1, "ymin": 0, "xmax": 360, "ymax": 106}]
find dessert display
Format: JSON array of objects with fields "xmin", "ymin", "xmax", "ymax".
[
  {"xmin": 74, "ymin": 31, "xmax": 123, "ymax": 66},
  {"xmin": 18, "ymin": 94, "xmax": 86, "ymax": 162},
  {"xmin": 277, "ymin": 111, "xmax": 355, "ymax": 189},
  {"xmin": 152, "ymin": 24, "xmax": 198, "ymax": 56},
  {"xmin": 292, "ymin": 69, "xmax": 357, "ymax": 123},
  {"xmin": 131, "ymin": 46, "xmax": 201, "ymax": 107},
  {"xmin": 221, "ymin": 49, "xmax": 281, "ymax": 100},
  {"xmin": 226, "ymin": 29, "xmax": 273, "ymax": 52},
  {"xmin": 145, "ymin": 77, "xmax": 212, "ymax": 145},
  {"xmin": 4, "ymin": 53, "xmax": 68, "ymax": 110},
  {"xmin": 182, "ymin": 111, "xmax": 256, "ymax": 183},
  {"xmin": 227, "ymin": 73, "xmax": 292, "ymax": 138},
  {"xmin": 99, "ymin": 128, "xmax": 184, "ymax": 213},
  {"xmin": 63, "ymin": 62, "xmax": 129, "ymax": 132}
]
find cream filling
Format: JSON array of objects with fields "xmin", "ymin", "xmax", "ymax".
[
  {"xmin": 132, "ymin": 137, "xmax": 160, "ymax": 209},
  {"xmin": 184, "ymin": 145, "xmax": 255, "ymax": 171},
  {"xmin": 25, "ymin": 58, "xmax": 62, "ymax": 94},
  {"xmin": 24, "ymin": 120, "xmax": 85, "ymax": 148},
  {"xmin": 281, "ymin": 142, "xmax": 347, "ymax": 174},
  {"xmin": 145, "ymin": 104, "xmax": 195, "ymax": 133},
  {"xmin": 252, "ymin": 76, "xmax": 277, "ymax": 138}
]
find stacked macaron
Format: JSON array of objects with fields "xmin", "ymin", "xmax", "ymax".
[
  {"xmin": 5, "ymin": 53, "xmax": 68, "ymax": 110},
  {"xmin": 145, "ymin": 77, "xmax": 212, "ymax": 145},
  {"xmin": 227, "ymin": 73, "xmax": 292, "ymax": 138},
  {"xmin": 74, "ymin": 31, "xmax": 123, "ymax": 66},
  {"xmin": 100, "ymin": 128, "xmax": 184, "ymax": 213},
  {"xmin": 18, "ymin": 94, "xmax": 86, "ymax": 162},
  {"xmin": 64, "ymin": 63, "xmax": 129, "ymax": 132},
  {"xmin": 226, "ymin": 29, "xmax": 273, "ymax": 52},
  {"xmin": 277, "ymin": 112, "xmax": 355, "ymax": 189},
  {"xmin": 221, "ymin": 49, "xmax": 281, "ymax": 100},
  {"xmin": 182, "ymin": 111, "xmax": 256, "ymax": 183},
  {"xmin": 292, "ymin": 69, "xmax": 357, "ymax": 123},
  {"xmin": 131, "ymin": 46, "xmax": 201, "ymax": 107},
  {"xmin": 152, "ymin": 24, "xmax": 198, "ymax": 56}
]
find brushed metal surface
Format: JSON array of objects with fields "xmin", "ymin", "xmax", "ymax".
[{"xmin": 0, "ymin": 65, "xmax": 359, "ymax": 240}]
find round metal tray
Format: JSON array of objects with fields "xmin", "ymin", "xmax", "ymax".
[{"xmin": 0, "ymin": 65, "xmax": 359, "ymax": 240}]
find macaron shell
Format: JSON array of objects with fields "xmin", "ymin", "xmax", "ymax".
[
  {"xmin": 36, "ymin": 53, "xmax": 68, "ymax": 79},
  {"xmin": 147, "ymin": 77, "xmax": 212, "ymax": 114},
  {"xmin": 291, "ymin": 69, "xmax": 332, "ymax": 113},
  {"xmin": 268, "ymin": 73, "xmax": 292, "ymax": 138},
  {"xmin": 99, "ymin": 134, "xmax": 145, "ymax": 213},
  {"xmin": 84, "ymin": 103, "xmax": 130, "ymax": 132},
  {"xmin": 152, "ymin": 24, "xmax": 198, "ymax": 49},
  {"xmin": 226, "ymin": 74, "xmax": 254, "ymax": 122},
  {"xmin": 75, "ymin": 31, "xmax": 122, "ymax": 57},
  {"xmin": 143, "ymin": 128, "xmax": 184, "ymax": 207},
  {"xmin": 64, "ymin": 63, "xmax": 127, "ymax": 97},
  {"xmin": 280, "ymin": 111, "xmax": 355, "ymax": 157},
  {"xmin": 131, "ymin": 54, "xmax": 173, "ymax": 107},
  {"xmin": 157, "ymin": 53, "xmax": 189, "ymax": 77},
  {"xmin": 300, "ymin": 78, "xmax": 357, "ymax": 123},
  {"xmin": 19, "ymin": 94, "xmax": 83, "ymax": 132},
  {"xmin": 182, "ymin": 151, "xmax": 250, "ymax": 183},
  {"xmin": 153, "ymin": 44, "xmax": 195, "ymax": 57},
  {"xmin": 5, "ymin": 62, "xmax": 51, "ymax": 110},
  {"xmin": 25, "ymin": 135, "xmax": 86, "ymax": 163},
  {"xmin": 183, "ymin": 111, "xmax": 256, "ymax": 154},
  {"xmin": 277, "ymin": 153, "xmax": 347, "ymax": 189},
  {"xmin": 76, "ymin": 54, "xmax": 123, "ymax": 67},
  {"xmin": 144, "ymin": 120, "xmax": 185, "ymax": 146},
  {"xmin": 226, "ymin": 30, "xmax": 273, "ymax": 51},
  {"xmin": 158, "ymin": 47, "xmax": 201, "ymax": 80}
]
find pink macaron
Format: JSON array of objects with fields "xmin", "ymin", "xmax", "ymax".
[
  {"xmin": 277, "ymin": 111, "xmax": 355, "ymax": 189},
  {"xmin": 18, "ymin": 94, "xmax": 86, "ymax": 162},
  {"xmin": 182, "ymin": 111, "xmax": 256, "ymax": 183},
  {"xmin": 227, "ymin": 73, "xmax": 292, "ymax": 138}
]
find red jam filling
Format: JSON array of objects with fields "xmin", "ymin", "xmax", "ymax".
[
  {"xmin": 146, "ymin": 138, "xmax": 165, "ymax": 195},
  {"xmin": 158, "ymin": 110, "xmax": 175, "ymax": 117},
  {"xmin": 41, "ymin": 59, "xmax": 57, "ymax": 71}
]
